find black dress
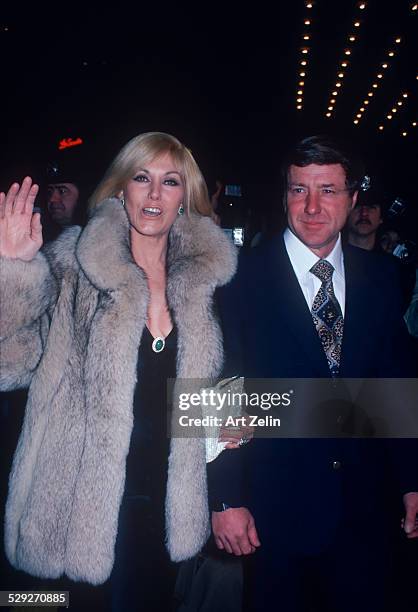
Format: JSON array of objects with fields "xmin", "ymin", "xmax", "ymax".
[
  {"xmin": 1, "ymin": 326, "xmax": 179, "ymax": 612},
  {"xmin": 110, "ymin": 325, "xmax": 178, "ymax": 611}
]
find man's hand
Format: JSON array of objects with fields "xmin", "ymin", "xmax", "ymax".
[
  {"xmin": 402, "ymin": 492, "xmax": 418, "ymax": 539},
  {"xmin": 212, "ymin": 507, "xmax": 261, "ymax": 555}
]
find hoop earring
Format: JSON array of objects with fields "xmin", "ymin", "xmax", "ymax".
[{"xmin": 178, "ymin": 204, "xmax": 184, "ymax": 215}]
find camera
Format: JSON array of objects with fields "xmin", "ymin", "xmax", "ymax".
[{"xmin": 392, "ymin": 241, "xmax": 417, "ymax": 265}]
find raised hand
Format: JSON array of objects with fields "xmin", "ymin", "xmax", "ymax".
[{"xmin": 0, "ymin": 177, "xmax": 42, "ymax": 261}]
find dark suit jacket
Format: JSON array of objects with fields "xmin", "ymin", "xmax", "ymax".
[{"xmin": 214, "ymin": 234, "xmax": 417, "ymax": 554}]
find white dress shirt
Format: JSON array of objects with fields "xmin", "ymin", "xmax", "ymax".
[{"xmin": 283, "ymin": 228, "xmax": 346, "ymax": 316}]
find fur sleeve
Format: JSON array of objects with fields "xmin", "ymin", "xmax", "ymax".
[
  {"xmin": 0, "ymin": 254, "xmax": 57, "ymax": 341},
  {"xmin": 0, "ymin": 253, "xmax": 57, "ymax": 390}
]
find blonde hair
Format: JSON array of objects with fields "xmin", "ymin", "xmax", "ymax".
[{"xmin": 89, "ymin": 132, "xmax": 212, "ymax": 217}]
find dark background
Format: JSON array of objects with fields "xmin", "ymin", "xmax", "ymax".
[{"xmin": 1, "ymin": 0, "xmax": 416, "ymax": 237}]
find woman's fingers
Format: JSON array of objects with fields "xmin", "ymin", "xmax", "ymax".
[
  {"xmin": 24, "ymin": 183, "xmax": 39, "ymax": 215},
  {"xmin": 3, "ymin": 178, "xmax": 38, "ymax": 216},
  {"xmin": 224, "ymin": 441, "xmax": 241, "ymax": 450},
  {"xmin": 31, "ymin": 212, "xmax": 42, "ymax": 240},
  {"xmin": 13, "ymin": 177, "xmax": 35, "ymax": 214},
  {"xmin": 4, "ymin": 183, "xmax": 20, "ymax": 216}
]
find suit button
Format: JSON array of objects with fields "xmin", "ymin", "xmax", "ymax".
[{"xmin": 332, "ymin": 460, "xmax": 342, "ymax": 470}]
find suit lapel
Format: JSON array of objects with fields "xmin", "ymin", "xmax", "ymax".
[
  {"xmin": 340, "ymin": 246, "xmax": 367, "ymax": 376},
  {"xmin": 268, "ymin": 236, "xmax": 330, "ymax": 377}
]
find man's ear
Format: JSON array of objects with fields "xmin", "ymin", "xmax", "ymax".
[{"xmin": 350, "ymin": 190, "xmax": 359, "ymax": 210}]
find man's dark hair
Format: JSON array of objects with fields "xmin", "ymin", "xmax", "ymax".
[{"xmin": 282, "ymin": 135, "xmax": 365, "ymax": 197}]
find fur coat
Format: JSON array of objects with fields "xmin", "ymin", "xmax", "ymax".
[{"xmin": 0, "ymin": 198, "xmax": 237, "ymax": 585}]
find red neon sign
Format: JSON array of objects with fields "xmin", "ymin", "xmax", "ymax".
[{"xmin": 58, "ymin": 137, "xmax": 83, "ymax": 150}]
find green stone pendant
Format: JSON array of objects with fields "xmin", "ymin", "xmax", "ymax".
[{"xmin": 152, "ymin": 337, "xmax": 165, "ymax": 353}]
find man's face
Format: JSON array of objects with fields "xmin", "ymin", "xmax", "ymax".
[
  {"xmin": 286, "ymin": 163, "xmax": 357, "ymax": 258},
  {"xmin": 47, "ymin": 183, "xmax": 79, "ymax": 226},
  {"xmin": 347, "ymin": 203, "xmax": 382, "ymax": 237}
]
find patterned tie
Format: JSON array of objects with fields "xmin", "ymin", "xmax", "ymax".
[{"xmin": 310, "ymin": 260, "xmax": 344, "ymax": 376}]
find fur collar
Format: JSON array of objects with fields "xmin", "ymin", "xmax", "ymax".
[{"xmin": 76, "ymin": 198, "xmax": 237, "ymax": 292}]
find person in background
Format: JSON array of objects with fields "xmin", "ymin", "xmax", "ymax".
[
  {"xmin": 346, "ymin": 188, "xmax": 383, "ymax": 251},
  {"xmin": 42, "ymin": 148, "xmax": 92, "ymax": 242}
]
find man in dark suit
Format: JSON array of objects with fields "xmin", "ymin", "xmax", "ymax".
[{"xmin": 214, "ymin": 136, "xmax": 418, "ymax": 611}]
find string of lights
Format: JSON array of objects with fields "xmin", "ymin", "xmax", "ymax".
[
  {"xmin": 377, "ymin": 91, "xmax": 409, "ymax": 132},
  {"xmin": 352, "ymin": 36, "xmax": 403, "ymax": 125},
  {"xmin": 296, "ymin": 0, "xmax": 315, "ymax": 111},
  {"xmin": 325, "ymin": 1, "xmax": 367, "ymax": 119},
  {"xmin": 400, "ymin": 120, "xmax": 417, "ymax": 137}
]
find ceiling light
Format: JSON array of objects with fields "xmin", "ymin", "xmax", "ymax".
[
  {"xmin": 354, "ymin": 21, "xmax": 361, "ymax": 27},
  {"xmin": 377, "ymin": 74, "xmax": 383, "ymax": 78},
  {"xmin": 397, "ymin": 101, "xmax": 403, "ymax": 106},
  {"xmin": 349, "ymin": 36, "xmax": 356, "ymax": 41},
  {"xmin": 341, "ymin": 62, "xmax": 348, "ymax": 67},
  {"xmin": 326, "ymin": 112, "xmax": 332, "ymax": 117},
  {"xmin": 356, "ymin": 113, "xmax": 362, "ymax": 118},
  {"xmin": 303, "ymin": 35, "xmax": 310, "ymax": 40},
  {"xmin": 345, "ymin": 49, "xmax": 352, "ymax": 55},
  {"xmin": 300, "ymin": 71, "xmax": 306, "ymax": 76},
  {"xmin": 391, "ymin": 108, "xmax": 397, "ymax": 112},
  {"xmin": 330, "ymin": 98, "xmax": 336, "ymax": 103},
  {"xmin": 372, "ymin": 83, "xmax": 378, "ymax": 88},
  {"xmin": 402, "ymin": 93, "xmax": 408, "ymax": 98},
  {"xmin": 354, "ymin": 120, "xmax": 359, "ymax": 124},
  {"xmin": 388, "ymin": 51, "xmax": 395, "ymax": 57},
  {"xmin": 304, "ymin": 19, "xmax": 311, "ymax": 25},
  {"xmin": 297, "ymin": 105, "xmax": 303, "ymax": 109},
  {"xmin": 302, "ymin": 48, "xmax": 309, "ymax": 54},
  {"xmin": 297, "ymin": 98, "xmax": 303, "ymax": 103},
  {"xmin": 364, "ymin": 100, "xmax": 369, "ymax": 105},
  {"xmin": 382, "ymin": 63, "xmax": 388, "ymax": 69},
  {"xmin": 299, "ymin": 81, "xmax": 305, "ymax": 86},
  {"xmin": 297, "ymin": 90, "xmax": 303, "ymax": 95},
  {"xmin": 328, "ymin": 106, "xmax": 334, "ymax": 110},
  {"xmin": 338, "ymin": 72, "xmax": 344, "ymax": 78},
  {"xmin": 402, "ymin": 132, "xmax": 407, "ymax": 136},
  {"xmin": 378, "ymin": 126, "xmax": 384, "ymax": 131},
  {"xmin": 367, "ymin": 92, "xmax": 373, "ymax": 97},
  {"xmin": 301, "ymin": 60, "xmax": 307, "ymax": 65},
  {"xmin": 395, "ymin": 37, "xmax": 401, "ymax": 43},
  {"xmin": 359, "ymin": 2, "xmax": 366, "ymax": 8},
  {"xmin": 360, "ymin": 107, "xmax": 365, "ymax": 111},
  {"xmin": 387, "ymin": 115, "xmax": 392, "ymax": 119},
  {"xmin": 332, "ymin": 91, "xmax": 338, "ymax": 96},
  {"xmin": 412, "ymin": 122, "xmax": 417, "ymax": 127}
]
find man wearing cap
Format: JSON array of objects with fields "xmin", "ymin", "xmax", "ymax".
[
  {"xmin": 43, "ymin": 149, "xmax": 89, "ymax": 242},
  {"xmin": 346, "ymin": 190, "xmax": 383, "ymax": 251}
]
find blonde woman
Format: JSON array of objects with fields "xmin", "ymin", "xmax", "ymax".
[{"xmin": 0, "ymin": 132, "xmax": 253, "ymax": 610}]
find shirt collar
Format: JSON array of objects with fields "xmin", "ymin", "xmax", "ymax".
[{"xmin": 283, "ymin": 228, "xmax": 344, "ymax": 281}]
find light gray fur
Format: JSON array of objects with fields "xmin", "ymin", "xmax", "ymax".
[{"xmin": 0, "ymin": 198, "xmax": 237, "ymax": 584}]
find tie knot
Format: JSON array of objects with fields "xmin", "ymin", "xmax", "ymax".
[{"xmin": 310, "ymin": 259, "xmax": 334, "ymax": 282}]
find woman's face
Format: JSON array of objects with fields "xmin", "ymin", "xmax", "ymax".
[{"xmin": 123, "ymin": 152, "xmax": 185, "ymax": 238}]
